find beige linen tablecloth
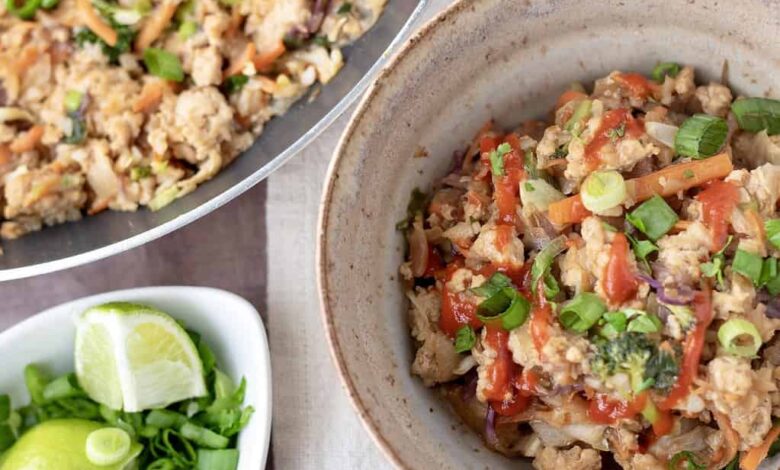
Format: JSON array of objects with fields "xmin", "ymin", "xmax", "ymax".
[{"xmin": 0, "ymin": 1, "xmax": 449, "ymax": 468}]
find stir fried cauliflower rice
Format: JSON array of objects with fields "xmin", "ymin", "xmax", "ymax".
[
  {"xmin": 400, "ymin": 65, "xmax": 780, "ymax": 470},
  {"xmin": 0, "ymin": 0, "xmax": 384, "ymax": 240}
]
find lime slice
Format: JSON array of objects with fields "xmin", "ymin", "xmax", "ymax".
[
  {"xmin": 75, "ymin": 302, "xmax": 207, "ymax": 412},
  {"xmin": 0, "ymin": 419, "xmax": 142, "ymax": 470},
  {"xmin": 86, "ymin": 428, "xmax": 131, "ymax": 466}
]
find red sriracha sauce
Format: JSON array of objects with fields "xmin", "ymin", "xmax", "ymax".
[
  {"xmin": 603, "ymin": 233, "xmax": 639, "ymax": 305},
  {"xmin": 584, "ymin": 108, "xmax": 644, "ymax": 171},
  {"xmin": 696, "ymin": 180, "xmax": 739, "ymax": 252}
]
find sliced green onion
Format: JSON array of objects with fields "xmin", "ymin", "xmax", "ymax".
[
  {"xmin": 178, "ymin": 20, "xmax": 197, "ymax": 40},
  {"xmin": 766, "ymin": 219, "xmax": 780, "ymax": 250},
  {"xmin": 597, "ymin": 311, "xmax": 627, "ymax": 339},
  {"xmin": 476, "ymin": 287, "xmax": 530, "ymax": 331},
  {"xmin": 149, "ymin": 185, "xmax": 179, "ymax": 211},
  {"xmin": 86, "ymin": 427, "xmax": 132, "ymax": 466},
  {"xmin": 520, "ymin": 178, "xmax": 565, "ymax": 213},
  {"xmin": 196, "ymin": 449, "xmax": 240, "ymax": 470},
  {"xmin": 6, "ymin": 0, "xmax": 42, "ymax": 19},
  {"xmin": 760, "ymin": 257, "xmax": 778, "ymax": 288},
  {"xmin": 559, "ymin": 293, "xmax": 606, "ymax": 333},
  {"xmin": 130, "ymin": 166, "xmax": 151, "ymax": 181},
  {"xmin": 40, "ymin": 0, "xmax": 58, "ymax": 9},
  {"xmin": 765, "ymin": 263, "xmax": 780, "ymax": 296},
  {"xmin": 580, "ymin": 170, "xmax": 626, "ymax": 213},
  {"xmin": 524, "ymin": 149, "xmax": 539, "ymax": 179},
  {"xmin": 718, "ymin": 318, "xmax": 762, "ymax": 357},
  {"xmin": 542, "ymin": 273, "xmax": 560, "ymax": 300},
  {"xmin": 669, "ymin": 451, "xmax": 706, "ymax": 470},
  {"xmin": 651, "ymin": 62, "xmax": 680, "ymax": 83},
  {"xmin": 143, "ymin": 48, "xmax": 184, "ymax": 82},
  {"xmin": 213, "ymin": 369, "xmax": 235, "ymax": 400},
  {"xmin": 24, "ymin": 364, "xmax": 49, "ymax": 405},
  {"xmin": 674, "ymin": 114, "xmax": 728, "ymax": 158},
  {"xmin": 625, "ymin": 233, "xmax": 658, "ymax": 271},
  {"xmin": 146, "ymin": 409, "xmax": 187, "ymax": 429},
  {"xmin": 64, "ymin": 90, "xmax": 84, "ymax": 113},
  {"xmin": 337, "ymin": 1, "xmax": 352, "ymax": 14},
  {"xmin": 471, "ymin": 272, "xmax": 512, "ymax": 298},
  {"xmin": 0, "ymin": 424, "xmax": 15, "ymax": 452},
  {"xmin": 0, "ymin": 395, "xmax": 9, "ymax": 422},
  {"xmin": 564, "ymin": 99, "xmax": 592, "ymax": 135},
  {"xmin": 454, "ymin": 326, "xmax": 476, "ymax": 353},
  {"xmin": 180, "ymin": 422, "xmax": 229, "ymax": 449},
  {"xmin": 732, "ymin": 249, "xmax": 764, "ymax": 286},
  {"xmin": 531, "ymin": 236, "xmax": 567, "ymax": 294},
  {"xmin": 42, "ymin": 373, "xmax": 83, "ymax": 402},
  {"xmin": 731, "ymin": 98, "xmax": 780, "ymax": 135},
  {"xmin": 626, "ymin": 314, "xmax": 662, "ymax": 333},
  {"xmin": 488, "ymin": 143, "xmax": 512, "ymax": 177},
  {"xmin": 626, "ymin": 195, "xmax": 679, "ymax": 241}
]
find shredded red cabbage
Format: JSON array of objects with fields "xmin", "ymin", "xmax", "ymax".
[
  {"xmin": 485, "ymin": 405, "xmax": 498, "ymax": 448},
  {"xmin": 635, "ymin": 273, "xmax": 694, "ymax": 306}
]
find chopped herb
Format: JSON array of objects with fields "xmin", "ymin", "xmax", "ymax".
[
  {"xmin": 178, "ymin": 20, "xmax": 197, "ymax": 40},
  {"xmin": 222, "ymin": 74, "xmax": 249, "ymax": 94},
  {"xmin": 607, "ymin": 122, "xmax": 626, "ymax": 142},
  {"xmin": 626, "ymin": 233, "xmax": 658, "ymax": 272},
  {"xmin": 552, "ymin": 144, "xmax": 569, "ymax": 159},
  {"xmin": 700, "ymin": 235, "xmax": 732, "ymax": 287},
  {"xmin": 651, "ymin": 62, "xmax": 681, "ymax": 83},
  {"xmin": 488, "ymin": 143, "xmax": 512, "ymax": 177},
  {"xmin": 64, "ymin": 90, "xmax": 84, "ymax": 114},
  {"xmin": 559, "ymin": 293, "xmax": 606, "ymax": 333},
  {"xmin": 313, "ymin": 35, "xmax": 331, "ymax": 48},
  {"xmin": 130, "ymin": 166, "xmax": 152, "ymax": 181},
  {"xmin": 475, "ymin": 285, "xmax": 530, "ymax": 331},
  {"xmin": 74, "ymin": 23, "xmax": 135, "ymax": 64},
  {"xmin": 454, "ymin": 326, "xmax": 476, "ymax": 353},
  {"xmin": 282, "ymin": 33, "xmax": 305, "ymax": 50},
  {"xmin": 766, "ymin": 218, "xmax": 780, "ymax": 250},
  {"xmin": 5, "ymin": 0, "xmax": 42, "ymax": 20},
  {"xmin": 732, "ymin": 249, "xmax": 764, "ymax": 286},
  {"xmin": 597, "ymin": 311, "xmax": 627, "ymax": 339},
  {"xmin": 626, "ymin": 314, "xmax": 662, "ymax": 333},
  {"xmin": 524, "ymin": 182, "xmax": 535, "ymax": 192},
  {"xmin": 682, "ymin": 169, "xmax": 695, "ymax": 179},
  {"xmin": 337, "ymin": 2, "xmax": 352, "ymax": 14}
]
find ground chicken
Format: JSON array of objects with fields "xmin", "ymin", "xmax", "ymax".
[
  {"xmin": 190, "ymin": 47, "xmax": 223, "ymax": 87},
  {"xmin": 468, "ymin": 224, "xmax": 525, "ymax": 270},
  {"xmin": 532, "ymin": 446, "xmax": 601, "ymax": 470},
  {"xmin": 655, "ymin": 221, "xmax": 711, "ymax": 286},
  {"xmin": 695, "ymin": 83, "xmax": 733, "ymax": 117},
  {"xmin": 407, "ymin": 288, "xmax": 461, "ymax": 387}
]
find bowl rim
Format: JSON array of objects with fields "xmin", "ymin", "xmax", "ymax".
[
  {"xmin": 0, "ymin": 285, "xmax": 272, "ymax": 469},
  {"xmin": 0, "ymin": 0, "xmax": 429, "ymax": 283},
  {"xmin": 316, "ymin": 1, "xmax": 470, "ymax": 468}
]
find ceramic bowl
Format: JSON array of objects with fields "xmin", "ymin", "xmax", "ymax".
[
  {"xmin": 317, "ymin": 0, "xmax": 780, "ymax": 468},
  {"xmin": 0, "ymin": 286, "xmax": 271, "ymax": 470}
]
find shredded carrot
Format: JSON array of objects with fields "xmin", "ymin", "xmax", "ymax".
[
  {"xmin": 223, "ymin": 42, "xmax": 256, "ymax": 79},
  {"xmin": 134, "ymin": 0, "xmax": 179, "ymax": 52},
  {"xmin": 13, "ymin": 45, "xmax": 42, "ymax": 75},
  {"xmin": 9, "ymin": 125, "xmax": 44, "ymax": 153},
  {"xmin": 670, "ymin": 220, "xmax": 692, "ymax": 234},
  {"xmin": 547, "ymin": 153, "xmax": 733, "ymax": 225},
  {"xmin": 740, "ymin": 425, "xmax": 780, "ymax": 470},
  {"xmin": 252, "ymin": 41, "xmax": 286, "ymax": 72},
  {"xmin": 556, "ymin": 90, "xmax": 587, "ymax": 110},
  {"xmin": 132, "ymin": 80, "xmax": 167, "ymax": 113},
  {"xmin": 77, "ymin": 0, "xmax": 117, "ymax": 46},
  {"xmin": 0, "ymin": 145, "xmax": 11, "ymax": 166}
]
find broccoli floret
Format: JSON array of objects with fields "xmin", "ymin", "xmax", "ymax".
[{"xmin": 591, "ymin": 332, "xmax": 678, "ymax": 395}]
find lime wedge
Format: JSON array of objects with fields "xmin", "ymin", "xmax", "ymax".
[
  {"xmin": 86, "ymin": 428, "xmax": 131, "ymax": 466},
  {"xmin": 0, "ymin": 419, "xmax": 141, "ymax": 470},
  {"xmin": 75, "ymin": 302, "xmax": 207, "ymax": 412}
]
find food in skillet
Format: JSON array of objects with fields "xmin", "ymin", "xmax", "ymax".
[
  {"xmin": 399, "ymin": 63, "xmax": 780, "ymax": 470},
  {"xmin": 0, "ymin": 0, "xmax": 384, "ymax": 240}
]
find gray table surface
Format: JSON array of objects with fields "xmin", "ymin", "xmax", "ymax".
[{"xmin": 0, "ymin": 1, "xmax": 449, "ymax": 468}]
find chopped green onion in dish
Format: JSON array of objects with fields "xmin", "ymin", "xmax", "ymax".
[
  {"xmin": 541, "ymin": 273, "xmax": 560, "ymax": 300},
  {"xmin": 196, "ymin": 449, "xmax": 240, "ymax": 470},
  {"xmin": 700, "ymin": 235, "xmax": 733, "ymax": 288},
  {"xmin": 488, "ymin": 143, "xmax": 512, "ymax": 177},
  {"xmin": 596, "ymin": 311, "xmax": 628, "ymax": 339},
  {"xmin": 766, "ymin": 218, "xmax": 780, "ymax": 250},
  {"xmin": 625, "ymin": 233, "xmax": 658, "ymax": 271},
  {"xmin": 223, "ymin": 74, "xmax": 249, "ymax": 94},
  {"xmin": 651, "ymin": 62, "xmax": 680, "ymax": 83},
  {"xmin": 454, "ymin": 326, "xmax": 476, "ymax": 353},
  {"xmin": 531, "ymin": 236, "xmax": 568, "ymax": 294},
  {"xmin": 85, "ymin": 427, "xmax": 132, "ymax": 466},
  {"xmin": 674, "ymin": 114, "xmax": 728, "ymax": 158},
  {"xmin": 559, "ymin": 293, "xmax": 606, "ymax": 333},
  {"xmin": 762, "ymin": 258, "xmax": 780, "ymax": 296},
  {"xmin": 5, "ymin": 0, "xmax": 43, "ymax": 19},
  {"xmin": 580, "ymin": 170, "xmax": 627, "ymax": 213},
  {"xmin": 476, "ymin": 287, "xmax": 530, "ymax": 331},
  {"xmin": 669, "ymin": 450, "xmax": 707, "ymax": 470},
  {"xmin": 64, "ymin": 90, "xmax": 84, "ymax": 113},
  {"xmin": 718, "ymin": 318, "xmax": 762, "ymax": 357},
  {"xmin": 178, "ymin": 20, "xmax": 198, "ymax": 39},
  {"xmin": 142, "ymin": 48, "xmax": 184, "ymax": 82},
  {"xmin": 732, "ymin": 249, "xmax": 764, "ymax": 286},
  {"xmin": 626, "ymin": 313, "xmax": 662, "ymax": 334},
  {"xmin": 471, "ymin": 272, "xmax": 512, "ymax": 298},
  {"xmin": 148, "ymin": 185, "xmax": 180, "ymax": 211},
  {"xmin": 564, "ymin": 99, "xmax": 592, "ymax": 135},
  {"xmin": 731, "ymin": 97, "xmax": 780, "ymax": 135},
  {"xmin": 626, "ymin": 195, "xmax": 679, "ymax": 241}
]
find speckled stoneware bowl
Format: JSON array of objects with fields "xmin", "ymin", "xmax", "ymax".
[{"xmin": 317, "ymin": 0, "xmax": 780, "ymax": 468}]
